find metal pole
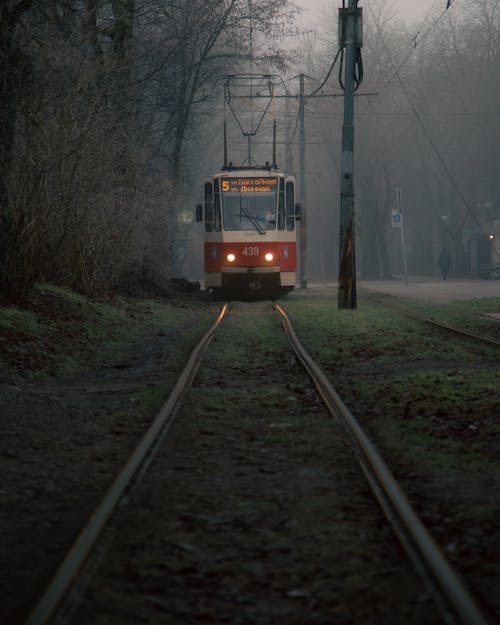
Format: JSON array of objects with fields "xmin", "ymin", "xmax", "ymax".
[
  {"xmin": 299, "ymin": 73, "xmax": 307, "ymax": 289},
  {"xmin": 272, "ymin": 120, "xmax": 277, "ymax": 169},
  {"xmin": 223, "ymin": 121, "xmax": 228, "ymax": 169},
  {"xmin": 396, "ymin": 186, "xmax": 408, "ymax": 286},
  {"xmin": 338, "ymin": 0, "xmax": 358, "ymax": 309},
  {"xmin": 284, "ymin": 91, "xmax": 293, "ymax": 173}
]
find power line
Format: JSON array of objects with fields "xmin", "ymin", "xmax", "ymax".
[
  {"xmin": 367, "ymin": 0, "xmax": 456, "ymax": 99},
  {"xmin": 364, "ymin": 0, "xmax": 499, "ymax": 257},
  {"xmin": 420, "ymin": 0, "xmax": 442, "ymax": 29}
]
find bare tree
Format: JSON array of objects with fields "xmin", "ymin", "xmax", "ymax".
[
  {"xmin": 0, "ymin": 0, "xmax": 299, "ymax": 294},
  {"xmin": 132, "ymin": 0, "xmax": 296, "ymax": 279},
  {"xmin": 1, "ymin": 1, "xmax": 143, "ymax": 294}
]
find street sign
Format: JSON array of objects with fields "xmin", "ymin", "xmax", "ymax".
[{"xmin": 391, "ymin": 210, "xmax": 402, "ymax": 228}]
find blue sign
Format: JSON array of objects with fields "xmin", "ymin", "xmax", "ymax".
[{"xmin": 391, "ymin": 210, "xmax": 402, "ymax": 228}]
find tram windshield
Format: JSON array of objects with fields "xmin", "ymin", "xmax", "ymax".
[
  {"xmin": 221, "ymin": 178, "xmax": 277, "ymax": 232},
  {"xmin": 222, "ymin": 193, "xmax": 276, "ymax": 232}
]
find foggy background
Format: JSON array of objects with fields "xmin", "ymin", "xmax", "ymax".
[
  {"xmin": 295, "ymin": 0, "xmax": 441, "ymax": 25},
  {"xmin": 188, "ymin": 0, "xmax": 499, "ymax": 284},
  {"xmin": 1, "ymin": 0, "xmax": 498, "ymax": 295}
]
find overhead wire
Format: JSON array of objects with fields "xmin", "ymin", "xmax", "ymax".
[
  {"xmin": 364, "ymin": 0, "xmax": 499, "ymax": 255},
  {"xmin": 419, "ymin": 0, "xmax": 443, "ymax": 32},
  {"xmin": 369, "ymin": 0, "xmax": 457, "ymax": 100}
]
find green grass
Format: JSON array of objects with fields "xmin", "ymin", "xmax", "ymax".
[
  {"xmin": 0, "ymin": 282, "xmax": 216, "ymax": 381},
  {"xmin": 133, "ymin": 385, "xmax": 172, "ymax": 414},
  {"xmin": 373, "ymin": 296, "xmax": 500, "ymax": 341},
  {"xmin": 283, "ymin": 295, "xmax": 494, "ymax": 366},
  {"xmin": 0, "ymin": 306, "xmax": 48, "ymax": 333},
  {"xmin": 280, "ymin": 292, "xmax": 500, "ymax": 491}
]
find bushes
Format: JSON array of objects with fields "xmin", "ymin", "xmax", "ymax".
[{"xmin": 0, "ymin": 6, "xmax": 142, "ymax": 296}]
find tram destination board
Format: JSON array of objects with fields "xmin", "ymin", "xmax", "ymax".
[{"xmin": 222, "ymin": 178, "xmax": 278, "ymax": 193}]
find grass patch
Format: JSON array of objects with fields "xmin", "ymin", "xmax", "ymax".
[
  {"xmin": 371, "ymin": 296, "xmax": 500, "ymax": 342},
  {"xmin": 280, "ymin": 292, "xmax": 500, "ymax": 485},
  {"xmin": 373, "ymin": 414, "xmax": 500, "ymax": 477},
  {"xmin": 0, "ymin": 282, "xmax": 216, "ymax": 380},
  {"xmin": 133, "ymin": 385, "xmax": 172, "ymax": 414},
  {"xmin": 282, "ymin": 295, "xmax": 493, "ymax": 366},
  {"xmin": 347, "ymin": 369, "xmax": 499, "ymax": 409},
  {"xmin": 0, "ymin": 307, "xmax": 47, "ymax": 333}
]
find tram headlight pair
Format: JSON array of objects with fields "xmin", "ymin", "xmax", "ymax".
[{"xmin": 225, "ymin": 252, "xmax": 274, "ymax": 262}]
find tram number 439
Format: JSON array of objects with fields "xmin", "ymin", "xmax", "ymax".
[{"xmin": 242, "ymin": 246, "xmax": 259, "ymax": 256}]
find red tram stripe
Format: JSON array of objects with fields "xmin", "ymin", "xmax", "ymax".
[{"xmin": 204, "ymin": 241, "xmax": 297, "ymax": 272}]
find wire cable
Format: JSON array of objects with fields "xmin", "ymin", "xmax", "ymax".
[
  {"xmin": 308, "ymin": 47, "xmax": 342, "ymax": 97},
  {"xmin": 354, "ymin": 47, "xmax": 364, "ymax": 90},
  {"xmin": 337, "ymin": 0, "xmax": 364, "ymax": 92},
  {"xmin": 369, "ymin": 0, "xmax": 456, "ymax": 99},
  {"xmin": 308, "ymin": 0, "xmax": 364, "ymax": 98},
  {"xmin": 364, "ymin": 0, "xmax": 499, "ymax": 258}
]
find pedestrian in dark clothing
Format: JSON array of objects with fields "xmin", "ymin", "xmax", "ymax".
[{"xmin": 438, "ymin": 248, "xmax": 451, "ymax": 280}]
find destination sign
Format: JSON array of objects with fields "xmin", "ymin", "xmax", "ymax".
[{"xmin": 221, "ymin": 178, "xmax": 278, "ymax": 194}]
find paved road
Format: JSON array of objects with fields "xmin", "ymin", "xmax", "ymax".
[
  {"xmin": 307, "ymin": 278, "xmax": 500, "ymax": 304},
  {"xmin": 359, "ymin": 278, "xmax": 500, "ymax": 303}
]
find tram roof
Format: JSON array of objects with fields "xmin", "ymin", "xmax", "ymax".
[{"xmin": 213, "ymin": 168, "xmax": 294, "ymax": 180}]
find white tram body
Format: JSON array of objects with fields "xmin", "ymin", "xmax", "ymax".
[{"xmin": 197, "ymin": 168, "xmax": 300, "ymax": 297}]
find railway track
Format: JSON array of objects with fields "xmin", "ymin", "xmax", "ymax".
[
  {"xmin": 25, "ymin": 301, "xmax": 491, "ymax": 625},
  {"xmin": 274, "ymin": 303, "xmax": 490, "ymax": 625},
  {"xmin": 361, "ymin": 291, "xmax": 500, "ymax": 349}
]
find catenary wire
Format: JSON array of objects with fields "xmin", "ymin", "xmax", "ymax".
[
  {"xmin": 365, "ymin": 0, "xmax": 457, "ymax": 100},
  {"xmin": 364, "ymin": 0, "xmax": 499, "ymax": 257}
]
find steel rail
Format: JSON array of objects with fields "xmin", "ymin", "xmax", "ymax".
[
  {"xmin": 24, "ymin": 303, "xmax": 230, "ymax": 625},
  {"xmin": 274, "ymin": 301, "xmax": 491, "ymax": 625},
  {"xmin": 365, "ymin": 294, "xmax": 500, "ymax": 348}
]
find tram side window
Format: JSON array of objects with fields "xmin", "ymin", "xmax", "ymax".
[
  {"xmin": 286, "ymin": 181, "xmax": 295, "ymax": 231},
  {"xmin": 213, "ymin": 179, "xmax": 222, "ymax": 231},
  {"xmin": 204, "ymin": 182, "xmax": 213, "ymax": 232},
  {"xmin": 278, "ymin": 178, "xmax": 285, "ymax": 230}
]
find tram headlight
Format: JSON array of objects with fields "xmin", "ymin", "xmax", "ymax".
[
  {"xmin": 265, "ymin": 252, "xmax": 274, "ymax": 262},
  {"xmin": 227, "ymin": 253, "xmax": 236, "ymax": 262}
]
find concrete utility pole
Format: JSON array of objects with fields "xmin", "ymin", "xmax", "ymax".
[
  {"xmin": 338, "ymin": 0, "xmax": 361, "ymax": 309},
  {"xmin": 299, "ymin": 73, "xmax": 307, "ymax": 290}
]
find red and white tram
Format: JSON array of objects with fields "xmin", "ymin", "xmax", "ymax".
[{"xmin": 197, "ymin": 168, "xmax": 300, "ymax": 297}]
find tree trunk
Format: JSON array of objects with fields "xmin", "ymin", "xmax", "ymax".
[{"xmin": 0, "ymin": 1, "xmax": 32, "ymax": 210}]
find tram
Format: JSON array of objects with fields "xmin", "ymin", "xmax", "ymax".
[{"xmin": 197, "ymin": 166, "xmax": 300, "ymax": 297}]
